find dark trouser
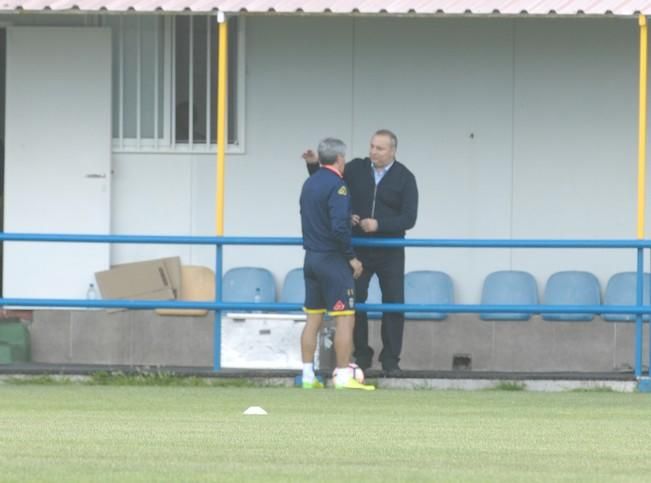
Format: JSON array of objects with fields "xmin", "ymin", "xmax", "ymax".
[{"xmin": 353, "ymin": 247, "xmax": 405, "ymax": 370}]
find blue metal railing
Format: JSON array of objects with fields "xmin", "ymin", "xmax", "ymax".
[{"xmin": 1, "ymin": 233, "xmax": 650, "ymax": 378}]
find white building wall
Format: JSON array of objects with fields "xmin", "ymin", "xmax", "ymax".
[
  {"xmin": 192, "ymin": 15, "xmax": 648, "ymax": 303},
  {"xmin": 511, "ymin": 18, "xmax": 641, "ymax": 297},
  {"xmin": 351, "ymin": 18, "xmax": 516, "ymax": 303},
  {"xmin": 112, "ymin": 17, "xmax": 357, "ymax": 291},
  {"xmin": 4, "ymin": 14, "xmax": 649, "ymax": 303}
]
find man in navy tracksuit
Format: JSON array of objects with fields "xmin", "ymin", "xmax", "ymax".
[
  {"xmin": 304, "ymin": 130, "xmax": 418, "ymax": 375},
  {"xmin": 299, "ymin": 137, "xmax": 374, "ymax": 391}
]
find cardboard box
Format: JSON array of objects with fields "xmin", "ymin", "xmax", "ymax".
[
  {"xmin": 159, "ymin": 257, "xmax": 182, "ymax": 299},
  {"xmin": 95, "ymin": 257, "xmax": 181, "ymax": 310},
  {"xmin": 156, "ymin": 265, "xmax": 215, "ymax": 317}
]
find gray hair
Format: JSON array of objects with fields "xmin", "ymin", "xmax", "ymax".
[
  {"xmin": 317, "ymin": 137, "xmax": 346, "ymax": 165},
  {"xmin": 374, "ymin": 129, "xmax": 398, "ymax": 150}
]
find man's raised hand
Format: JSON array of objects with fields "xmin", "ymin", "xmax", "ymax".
[{"xmin": 302, "ymin": 150, "xmax": 319, "ymax": 164}]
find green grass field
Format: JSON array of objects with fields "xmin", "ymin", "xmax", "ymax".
[{"xmin": 1, "ymin": 384, "xmax": 651, "ymax": 482}]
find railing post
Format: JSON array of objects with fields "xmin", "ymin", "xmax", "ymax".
[
  {"xmin": 635, "ymin": 247, "xmax": 644, "ymax": 378},
  {"xmin": 213, "ymin": 242, "xmax": 223, "ymax": 371}
]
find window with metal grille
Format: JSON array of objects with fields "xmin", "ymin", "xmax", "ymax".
[{"xmin": 103, "ymin": 15, "xmax": 243, "ymax": 153}]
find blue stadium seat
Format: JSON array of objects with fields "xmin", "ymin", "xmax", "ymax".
[
  {"xmin": 280, "ymin": 268, "xmax": 304, "ymax": 304},
  {"xmin": 603, "ymin": 272, "xmax": 651, "ymax": 322},
  {"xmin": 543, "ymin": 271, "xmax": 601, "ymax": 321},
  {"xmin": 280, "ymin": 268, "xmax": 305, "ymax": 313},
  {"xmin": 366, "ymin": 274, "xmax": 382, "ymax": 319},
  {"xmin": 404, "ymin": 270, "xmax": 454, "ymax": 320},
  {"xmin": 222, "ymin": 267, "xmax": 276, "ymax": 310},
  {"xmin": 480, "ymin": 270, "xmax": 538, "ymax": 321}
]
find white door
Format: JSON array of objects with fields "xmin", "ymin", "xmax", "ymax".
[{"xmin": 4, "ymin": 27, "xmax": 111, "ymax": 299}]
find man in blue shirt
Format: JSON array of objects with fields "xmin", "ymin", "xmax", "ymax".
[{"xmin": 300, "ymin": 137, "xmax": 374, "ymax": 391}]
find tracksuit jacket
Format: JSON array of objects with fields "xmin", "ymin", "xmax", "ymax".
[
  {"xmin": 308, "ymin": 157, "xmax": 418, "ymax": 239},
  {"xmin": 300, "ymin": 166, "xmax": 355, "ymax": 260}
]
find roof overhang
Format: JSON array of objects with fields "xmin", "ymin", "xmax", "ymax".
[{"xmin": 0, "ymin": 0, "xmax": 649, "ymax": 16}]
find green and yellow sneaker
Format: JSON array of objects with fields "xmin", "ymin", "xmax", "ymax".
[
  {"xmin": 335, "ymin": 378, "xmax": 376, "ymax": 391},
  {"xmin": 302, "ymin": 379, "xmax": 325, "ymax": 389}
]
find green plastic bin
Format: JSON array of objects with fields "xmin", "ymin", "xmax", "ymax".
[
  {"xmin": 0, "ymin": 319, "xmax": 31, "ymax": 362},
  {"xmin": 0, "ymin": 343, "xmax": 12, "ymax": 364}
]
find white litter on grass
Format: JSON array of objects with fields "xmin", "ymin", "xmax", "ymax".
[{"xmin": 243, "ymin": 406, "xmax": 268, "ymax": 415}]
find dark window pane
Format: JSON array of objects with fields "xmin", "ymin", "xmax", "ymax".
[
  {"xmin": 106, "ymin": 15, "xmax": 165, "ymax": 142},
  {"xmin": 174, "ymin": 16, "xmax": 191, "ymax": 143},
  {"xmin": 122, "ymin": 16, "xmax": 139, "ymax": 138},
  {"xmin": 192, "ymin": 17, "xmax": 208, "ymax": 144},
  {"xmin": 227, "ymin": 17, "xmax": 238, "ymax": 145},
  {"xmin": 138, "ymin": 16, "xmax": 165, "ymax": 139},
  {"xmin": 174, "ymin": 15, "xmax": 239, "ymax": 147}
]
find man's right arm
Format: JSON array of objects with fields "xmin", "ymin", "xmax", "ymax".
[
  {"xmin": 349, "ymin": 257, "xmax": 363, "ymax": 279},
  {"xmin": 302, "ymin": 150, "xmax": 319, "ymax": 176}
]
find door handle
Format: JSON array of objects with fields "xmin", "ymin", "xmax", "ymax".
[{"xmin": 85, "ymin": 173, "xmax": 107, "ymax": 179}]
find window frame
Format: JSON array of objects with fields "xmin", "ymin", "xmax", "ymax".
[{"xmin": 110, "ymin": 15, "xmax": 246, "ymax": 155}]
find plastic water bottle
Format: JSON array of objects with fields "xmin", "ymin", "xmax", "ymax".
[
  {"xmin": 86, "ymin": 283, "xmax": 98, "ymax": 300},
  {"xmin": 253, "ymin": 287, "xmax": 262, "ymax": 312}
]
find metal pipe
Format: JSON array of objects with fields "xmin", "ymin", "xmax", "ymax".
[
  {"xmin": 216, "ymin": 13, "xmax": 228, "ymax": 235},
  {"xmin": 0, "ymin": 299, "xmax": 644, "ymax": 315},
  {"xmin": 214, "ymin": 244, "xmax": 223, "ymax": 371},
  {"xmin": 214, "ymin": 12, "xmax": 229, "ymax": 372},
  {"xmin": 635, "ymin": 248, "xmax": 644, "ymax": 377},
  {"xmin": 3, "ymin": 232, "xmax": 651, "ymax": 249},
  {"xmin": 638, "ymin": 15, "xmax": 648, "ymax": 239}
]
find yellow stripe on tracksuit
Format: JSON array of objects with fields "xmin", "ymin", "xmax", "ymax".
[
  {"xmin": 327, "ymin": 310, "xmax": 355, "ymax": 316},
  {"xmin": 303, "ymin": 308, "xmax": 355, "ymax": 316},
  {"xmin": 303, "ymin": 308, "xmax": 326, "ymax": 314}
]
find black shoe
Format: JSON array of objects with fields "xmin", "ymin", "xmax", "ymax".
[
  {"xmin": 354, "ymin": 347, "xmax": 374, "ymax": 371},
  {"xmin": 382, "ymin": 365, "xmax": 402, "ymax": 377}
]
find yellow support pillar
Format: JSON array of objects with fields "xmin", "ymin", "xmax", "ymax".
[
  {"xmin": 213, "ymin": 12, "xmax": 229, "ymax": 371},
  {"xmin": 216, "ymin": 13, "xmax": 228, "ymax": 236},
  {"xmin": 638, "ymin": 15, "xmax": 648, "ymax": 239}
]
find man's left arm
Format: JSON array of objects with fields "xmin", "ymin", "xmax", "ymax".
[{"xmin": 375, "ymin": 173, "xmax": 418, "ymax": 233}]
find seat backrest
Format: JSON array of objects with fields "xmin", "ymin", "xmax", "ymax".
[
  {"xmin": 480, "ymin": 270, "xmax": 538, "ymax": 321},
  {"xmin": 603, "ymin": 272, "xmax": 651, "ymax": 321},
  {"xmin": 366, "ymin": 274, "xmax": 383, "ymax": 319},
  {"xmin": 543, "ymin": 271, "xmax": 601, "ymax": 321},
  {"xmin": 280, "ymin": 268, "xmax": 305, "ymax": 304},
  {"xmin": 404, "ymin": 270, "xmax": 454, "ymax": 320},
  {"xmin": 222, "ymin": 267, "xmax": 276, "ymax": 304}
]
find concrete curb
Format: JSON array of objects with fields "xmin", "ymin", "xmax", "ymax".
[
  {"xmin": 0, "ymin": 374, "xmax": 640, "ymax": 392},
  {"xmin": 376, "ymin": 378, "xmax": 638, "ymax": 392}
]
